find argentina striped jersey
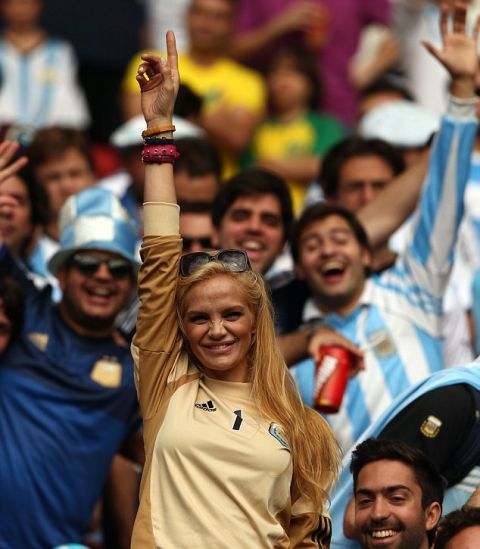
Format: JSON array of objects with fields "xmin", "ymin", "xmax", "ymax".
[{"xmin": 291, "ymin": 96, "xmax": 478, "ymax": 453}]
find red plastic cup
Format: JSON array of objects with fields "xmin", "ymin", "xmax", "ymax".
[{"xmin": 314, "ymin": 345, "xmax": 353, "ymax": 414}]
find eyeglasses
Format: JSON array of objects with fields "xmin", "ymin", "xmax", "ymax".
[
  {"xmin": 179, "ymin": 249, "xmax": 251, "ymax": 277},
  {"xmin": 69, "ymin": 253, "xmax": 133, "ymax": 279},
  {"xmin": 182, "ymin": 236, "xmax": 213, "ymax": 252}
]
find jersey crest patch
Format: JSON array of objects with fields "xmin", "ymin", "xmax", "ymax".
[
  {"xmin": 420, "ymin": 415, "xmax": 442, "ymax": 438},
  {"xmin": 28, "ymin": 332, "xmax": 49, "ymax": 351},
  {"xmin": 367, "ymin": 328, "xmax": 396, "ymax": 358},
  {"xmin": 269, "ymin": 423, "xmax": 290, "ymax": 449},
  {"xmin": 91, "ymin": 357, "xmax": 122, "ymax": 388}
]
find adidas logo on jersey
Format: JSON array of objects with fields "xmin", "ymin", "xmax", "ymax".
[{"xmin": 194, "ymin": 400, "xmax": 217, "ymax": 412}]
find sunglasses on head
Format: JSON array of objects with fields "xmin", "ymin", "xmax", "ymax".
[
  {"xmin": 182, "ymin": 236, "xmax": 213, "ymax": 252},
  {"xmin": 179, "ymin": 249, "xmax": 251, "ymax": 277},
  {"xmin": 69, "ymin": 253, "xmax": 133, "ymax": 279}
]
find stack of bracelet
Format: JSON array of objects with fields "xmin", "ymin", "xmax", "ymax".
[{"xmin": 141, "ymin": 124, "xmax": 180, "ymax": 164}]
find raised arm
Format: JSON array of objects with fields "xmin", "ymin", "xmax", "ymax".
[
  {"xmin": 357, "ymin": 151, "xmax": 428, "ymax": 250},
  {"xmin": 131, "ymin": 33, "xmax": 184, "ymax": 419},
  {"xmin": 136, "ymin": 32, "xmax": 179, "ymax": 205},
  {"xmin": 359, "ymin": 2, "xmax": 479, "ymax": 251},
  {"xmin": 398, "ymin": 2, "xmax": 478, "ymax": 289}
]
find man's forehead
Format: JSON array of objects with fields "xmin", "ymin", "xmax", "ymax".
[
  {"xmin": 75, "ymin": 248, "xmax": 126, "ymax": 260},
  {"xmin": 301, "ymin": 215, "xmax": 355, "ymax": 238},
  {"xmin": 227, "ymin": 193, "xmax": 282, "ymax": 214},
  {"xmin": 0, "ymin": 175, "xmax": 29, "ymax": 196},
  {"xmin": 357, "ymin": 459, "xmax": 418, "ymax": 490}
]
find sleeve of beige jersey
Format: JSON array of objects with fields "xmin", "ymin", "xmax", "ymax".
[
  {"xmin": 288, "ymin": 495, "xmax": 332, "ymax": 548},
  {"xmin": 131, "ymin": 202, "xmax": 183, "ymax": 419}
]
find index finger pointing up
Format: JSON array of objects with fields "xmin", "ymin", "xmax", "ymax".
[{"xmin": 166, "ymin": 31, "xmax": 178, "ymax": 74}]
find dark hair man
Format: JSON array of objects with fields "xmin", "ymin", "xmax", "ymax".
[
  {"xmin": 329, "ymin": 364, "xmax": 480, "ymax": 548},
  {"xmin": 174, "ymin": 137, "xmax": 222, "ymax": 203},
  {"xmin": 434, "ymin": 507, "xmax": 480, "ymax": 548},
  {"xmin": 320, "ymin": 137, "xmax": 405, "ymax": 214},
  {"xmin": 351, "ymin": 438, "xmax": 443, "ymax": 549},
  {"xmin": 212, "ymin": 168, "xmax": 293, "ymax": 278},
  {"xmin": 27, "ymin": 127, "xmax": 95, "ymax": 242},
  {"xmin": 179, "ymin": 201, "xmax": 218, "ymax": 253},
  {"xmin": 357, "ymin": 78, "xmax": 415, "ymax": 120},
  {"xmin": 285, "ymin": 1, "xmax": 479, "ymax": 454}
]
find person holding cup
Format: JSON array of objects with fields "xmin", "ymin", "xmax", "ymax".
[{"xmin": 130, "ymin": 32, "xmax": 340, "ymax": 548}]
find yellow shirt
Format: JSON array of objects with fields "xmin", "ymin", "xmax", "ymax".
[
  {"xmin": 248, "ymin": 113, "xmax": 343, "ymax": 214},
  {"xmin": 123, "ymin": 52, "xmax": 266, "ymax": 177}
]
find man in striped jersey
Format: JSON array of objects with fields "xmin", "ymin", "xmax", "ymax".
[{"xmin": 290, "ymin": 0, "xmax": 479, "ymax": 452}]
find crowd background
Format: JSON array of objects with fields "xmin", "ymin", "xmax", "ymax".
[{"xmin": 1, "ymin": 0, "xmax": 480, "ymax": 548}]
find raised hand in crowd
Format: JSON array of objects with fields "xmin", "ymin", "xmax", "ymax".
[
  {"xmin": 0, "ymin": 141, "xmax": 27, "ymax": 184},
  {"xmin": 136, "ymin": 32, "xmax": 179, "ymax": 204},
  {"xmin": 422, "ymin": 0, "xmax": 479, "ymax": 97},
  {"xmin": 0, "ymin": 141, "xmax": 28, "ymax": 247},
  {"xmin": 136, "ymin": 41, "xmax": 179, "ymax": 128}
]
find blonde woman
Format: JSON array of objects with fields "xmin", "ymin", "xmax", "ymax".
[{"xmin": 131, "ymin": 31, "xmax": 340, "ymax": 548}]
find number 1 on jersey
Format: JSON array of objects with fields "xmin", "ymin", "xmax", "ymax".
[{"xmin": 232, "ymin": 409, "xmax": 243, "ymax": 431}]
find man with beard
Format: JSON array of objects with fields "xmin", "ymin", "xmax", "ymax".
[{"xmin": 351, "ymin": 439, "xmax": 443, "ymax": 549}]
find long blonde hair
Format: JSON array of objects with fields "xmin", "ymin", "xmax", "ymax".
[{"xmin": 176, "ymin": 262, "xmax": 340, "ymax": 512}]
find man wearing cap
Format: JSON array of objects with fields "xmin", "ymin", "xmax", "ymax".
[{"xmin": 0, "ymin": 183, "xmax": 140, "ymax": 548}]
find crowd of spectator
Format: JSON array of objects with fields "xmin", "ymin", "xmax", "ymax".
[{"xmin": 1, "ymin": 0, "xmax": 480, "ymax": 548}]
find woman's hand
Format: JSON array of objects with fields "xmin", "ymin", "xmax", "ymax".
[{"xmin": 136, "ymin": 31, "xmax": 180, "ymax": 128}]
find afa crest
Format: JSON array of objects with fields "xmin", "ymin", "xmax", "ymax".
[
  {"xmin": 91, "ymin": 357, "xmax": 122, "ymax": 388},
  {"xmin": 420, "ymin": 415, "xmax": 442, "ymax": 438},
  {"xmin": 269, "ymin": 423, "xmax": 290, "ymax": 449},
  {"xmin": 28, "ymin": 332, "xmax": 49, "ymax": 351}
]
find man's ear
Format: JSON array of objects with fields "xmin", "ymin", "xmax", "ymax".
[
  {"xmin": 295, "ymin": 262, "xmax": 306, "ymax": 281},
  {"xmin": 424, "ymin": 501, "xmax": 442, "ymax": 532},
  {"xmin": 211, "ymin": 228, "xmax": 220, "ymax": 249},
  {"xmin": 211, "ymin": 226, "xmax": 221, "ymax": 249},
  {"xmin": 361, "ymin": 248, "xmax": 371, "ymax": 270},
  {"xmin": 56, "ymin": 266, "xmax": 67, "ymax": 292}
]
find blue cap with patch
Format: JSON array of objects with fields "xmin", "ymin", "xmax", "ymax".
[{"xmin": 48, "ymin": 187, "xmax": 140, "ymax": 275}]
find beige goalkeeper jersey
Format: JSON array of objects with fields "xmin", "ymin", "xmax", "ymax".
[{"xmin": 131, "ymin": 203, "xmax": 331, "ymax": 548}]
